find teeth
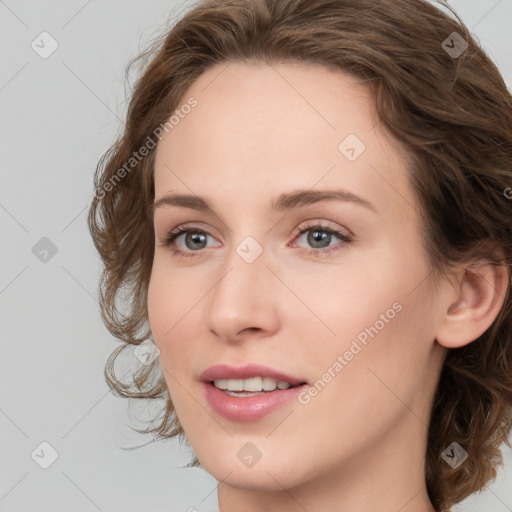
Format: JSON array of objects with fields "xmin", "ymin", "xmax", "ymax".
[
  {"xmin": 213, "ymin": 377, "xmax": 294, "ymax": 392},
  {"xmin": 245, "ymin": 377, "xmax": 263, "ymax": 392},
  {"xmin": 262, "ymin": 377, "xmax": 277, "ymax": 391}
]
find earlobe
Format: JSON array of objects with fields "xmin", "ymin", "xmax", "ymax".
[{"xmin": 436, "ymin": 263, "xmax": 510, "ymax": 349}]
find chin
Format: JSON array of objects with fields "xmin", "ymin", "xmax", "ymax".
[{"xmin": 198, "ymin": 450, "xmax": 305, "ymax": 491}]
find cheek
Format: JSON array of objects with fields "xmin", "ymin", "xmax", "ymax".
[
  {"xmin": 311, "ymin": 248, "xmax": 436, "ymax": 392},
  {"xmin": 147, "ymin": 258, "xmax": 214, "ymax": 379},
  {"xmin": 314, "ymin": 267, "xmax": 410, "ymax": 345},
  {"xmin": 147, "ymin": 262, "xmax": 190, "ymax": 358},
  {"xmin": 297, "ymin": 300, "xmax": 435, "ymax": 462},
  {"xmin": 320, "ymin": 282, "xmax": 436, "ymax": 420},
  {"xmin": 147, "ymin": 265, "xmax": 170, "ymax": 345}
]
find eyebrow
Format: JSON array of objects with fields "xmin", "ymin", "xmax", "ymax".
[{"xmin": 151, "ymin": 188, "xmax": 377, "ymax": 216}]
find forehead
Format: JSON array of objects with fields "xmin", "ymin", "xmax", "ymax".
[{"xmin": 153, "ymin": 61, "xmax": 415, "ymax": 216}]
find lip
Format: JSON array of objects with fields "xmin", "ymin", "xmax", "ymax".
[
  {"xmin": 202, "ymin": 381, "xmax": 308, "ymax": 422},
  {"xmin": 200, "ymin": 364, "xmax": 308, "ymax": 422},
  {"xmin": 199, "ymin": 363, "xmax": 305, "ymax": 386}
]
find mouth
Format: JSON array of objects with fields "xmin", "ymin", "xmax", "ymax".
[{"xmin": 200, "ymin": 363, "xmax": 308, "ymax": 421}]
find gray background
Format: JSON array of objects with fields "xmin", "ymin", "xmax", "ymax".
[{"xmin": 0, "ymin": 1, "xmax": 511, "ymax": 511}]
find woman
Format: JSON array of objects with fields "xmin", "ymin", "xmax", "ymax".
[{"xmin": 88, "ymin": 0, "xmax": 512, "ymax": 510}]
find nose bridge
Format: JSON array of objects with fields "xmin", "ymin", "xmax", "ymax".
[{"xmin": 205, "ymin": 233, "xmax": 279, "ymax": 339}]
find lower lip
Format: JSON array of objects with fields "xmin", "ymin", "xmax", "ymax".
[{"xmin": 203, "ymin": 382, "xmax": 307, "ymax": 422}]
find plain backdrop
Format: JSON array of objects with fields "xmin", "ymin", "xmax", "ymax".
[{"xmin": 1, "ymin": 1, "xmax": 511, "ymax": 511}]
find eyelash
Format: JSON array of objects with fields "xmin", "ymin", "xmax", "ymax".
[{"xmin": 160, "ymin": 222, "xmax": 353, "ymax": 258}]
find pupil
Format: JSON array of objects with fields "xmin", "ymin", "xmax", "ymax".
[
  {"xmin": 309, "ymin": 230, "xmax": 330, "ymax": 248},
  {"xmin": 187, "ymin": 232, "xmax": 206, "ymax": 249}
]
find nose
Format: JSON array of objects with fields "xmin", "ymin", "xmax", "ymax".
[{"xmin": 204, "ymin": 241, "xmax": 281, "ymax": 344}]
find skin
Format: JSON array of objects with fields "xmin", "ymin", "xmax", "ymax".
[{"xmin": 147, "ymin": 61, "xmax": 507, "ymax": 512}]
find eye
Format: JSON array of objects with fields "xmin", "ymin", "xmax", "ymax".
[
  {"xmin": 161, "ymin": 225, "xmax": 218, "ymax": 257},
  {"xmin": 159, "ymin": 221, "xmax": 353, "ymax": 258},
  {"xmin": 291, "ymin": 221, "xmax": 353, "ymax": 256}
]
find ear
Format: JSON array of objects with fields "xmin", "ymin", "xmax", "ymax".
[{"xmin": 435, "ymin": 261, "xmax": 510, "ymax": 349}]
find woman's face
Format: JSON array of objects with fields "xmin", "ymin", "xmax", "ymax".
[{"xmin": 148, "ymin": 61, "xmax": 448, "ymax": 497}]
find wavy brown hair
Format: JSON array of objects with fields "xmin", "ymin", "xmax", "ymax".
[{"xmin": 87, "ymin": 0, "xmax": 512, "ymax": 510}]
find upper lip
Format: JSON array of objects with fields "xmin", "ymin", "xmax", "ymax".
[{"xmin": 200, "ymin": 363, "xmax": 306, "ymax": 386}]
